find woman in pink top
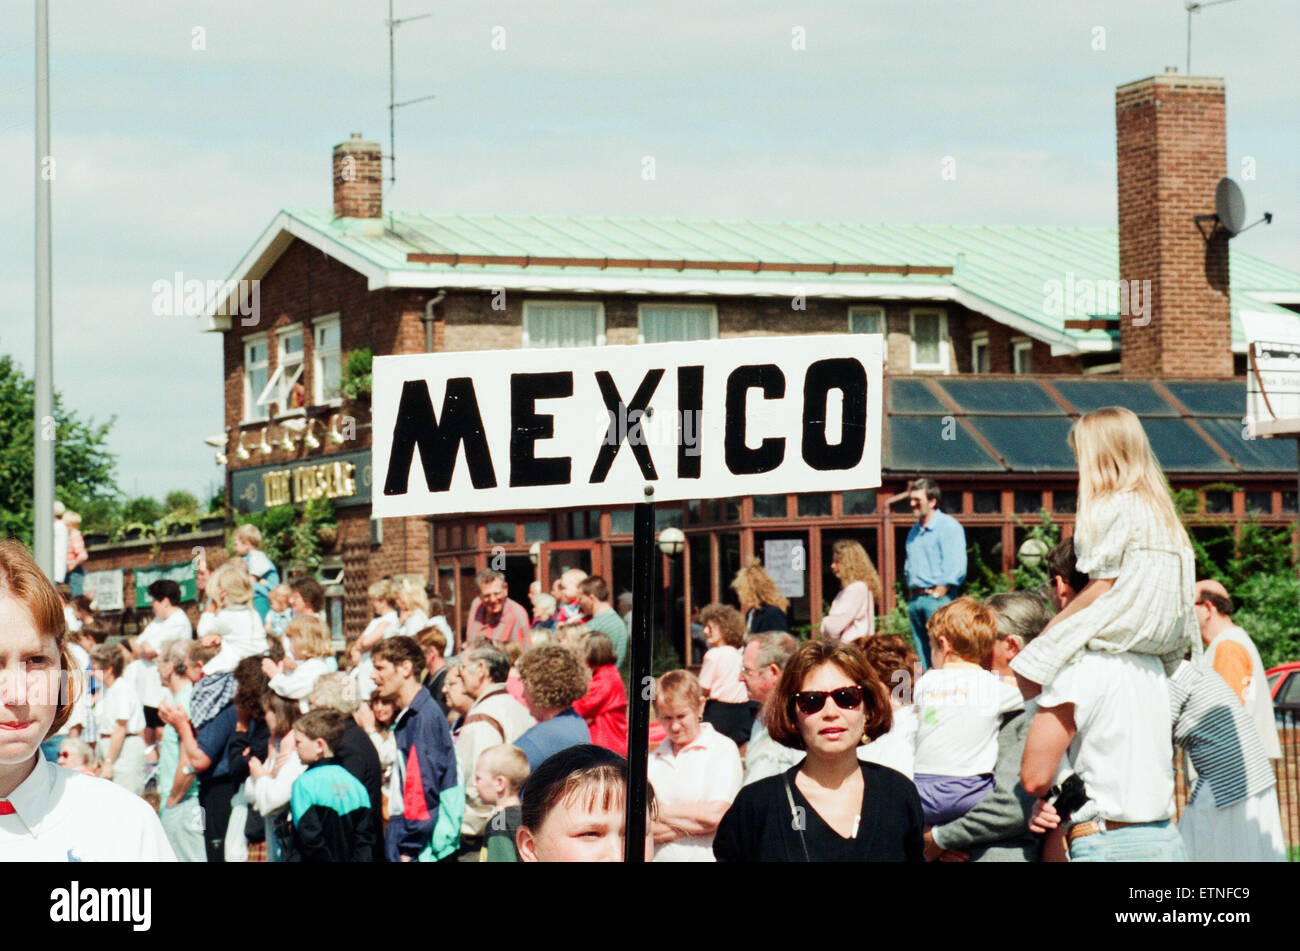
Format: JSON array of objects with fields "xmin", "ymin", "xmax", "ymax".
[
  {"xmin": 820, "ymin": 539, "xmax": 882, "ymax": 641},
  {"xmin": 64, "ymin": 510, "xmax": 88, "ymax": 598},
  {"xmin": 696, "ymin": 604, "xmax": 754, "ymax": 748},
  {"xmin": 571, "ymin": 632, "xmax": 628, "ymax": 756}
]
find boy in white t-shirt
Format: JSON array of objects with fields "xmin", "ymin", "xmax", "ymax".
[
  {"xmin": 89, "ymin": 643, "xmax": 148, "ymax": 796},
  {"xmin": 912, "ymin": 598, "xmax": 1022, "ymax": 826}
]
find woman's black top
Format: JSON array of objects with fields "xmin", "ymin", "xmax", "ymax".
[
  {"xmin": 746, "ymin": 605, "xmax": 789, "ymax": 634},
  {"xmin": 713, "ymin": 762, "xmax": 924, "ymax": 862}
]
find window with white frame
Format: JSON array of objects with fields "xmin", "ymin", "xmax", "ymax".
[
  {"xmin": 522, "ymin": 301, "xmax": 604, "ymax": 348},
  {"xmin": 253, "ymin": 325, "xmax": 305, "ymax": 416},
  {"xmin": 848, "ymin": 306, "xmax": 884, "ymax": 335},
  {"xmin": 638, "ymin": 304, "xmax": 716, "ymax": 343},
  {"xmin": 1012, "ymin": 339, "xmax": 1033, "ymax": 375},
  {"xmin": 971, "ymin": 332, "xmax": 990, "ymax": 373},
  {"xmin": 243, "ymin": 334, "xmax": 269, "ymax": 422},
  {"xmin": 909, "ymin": 309, "xmax": 948, "ymax": 372},
  {"xmin": 313, "ymin": 314, "xmax": 342, "ymax": 404}
]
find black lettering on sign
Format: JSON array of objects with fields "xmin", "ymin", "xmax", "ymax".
[
  {"xmin": 383, "ymin": 379, "xmax": 497, "ymax": 495},
  {"xmin": 724, "ymin": 364, "xmax": 786, "ymax": 475},
  {"xmin": 677, "ymin": 365, "xmax": 704, "ymax": 479},
  {"xmin": 802, "ymin": 358, "xmax": 867, "ymax": 470},
  {"xmin": 589, "ymin": 368, "xmax": 664, "ymax": 483},
  {"xmin": 510, "ymin": 372, "xmax": 573, "ymax": 487}
]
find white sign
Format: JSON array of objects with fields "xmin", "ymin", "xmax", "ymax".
[
  {"xmin": 83, "ymin": 569, "xmax": 124, "ymax": 612},
  {"xmin": 763, "ymin": 539, "xmax": 806, "ymax": 598},
  {"xmin": 372, "ymin": 335, "xmax": 883, "ymax": 518},
  {"xmin": 1242, "ymin": 309, "xmax": 1300, "ymax": 438}
]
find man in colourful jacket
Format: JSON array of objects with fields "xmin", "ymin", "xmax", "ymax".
[{"xmin": 371, "ymin": 636, "xmax": 462, "ymax": 862}]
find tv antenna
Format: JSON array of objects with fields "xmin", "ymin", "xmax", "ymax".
[
  {"xmin": 1184, "ymin": 0, "xmax": 1245, "ymax": 74},
  {"xmin": 385, "ymin": 0, "xmax": 436, "ymax": 192}
]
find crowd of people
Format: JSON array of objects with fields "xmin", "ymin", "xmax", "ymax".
[{"xmin": 0, "ymin": 406, "xmax": 1291, "ymax": 863}]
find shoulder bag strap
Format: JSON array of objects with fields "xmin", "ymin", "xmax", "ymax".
[
  {"xmin": 782, "ymin": 773, "xmax": 812, "ymax": 863},
  {"xmin": 461, "ymin": 712, "xmax": 506, "ymax": 743}
]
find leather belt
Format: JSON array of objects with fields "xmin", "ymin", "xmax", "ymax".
[{"xmin": 1066, "ymin": 819, "xmax": 1140, "ymax": 844}]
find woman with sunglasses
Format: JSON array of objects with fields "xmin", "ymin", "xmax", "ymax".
[{"xmin": 714, "ymin": 640, "xmax": 924, "ymax": 862}]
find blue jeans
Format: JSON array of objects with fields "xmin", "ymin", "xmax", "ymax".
[
  {"xmin": 1068, "ymin": 821, "xmax": 1188, "ymax": 862},
  {"xmin": 67, "ymin": 567, "xmax": 85, "ymax": 597},
  {"xmin": 907, "ymin": 594, "xmax": 951, "ymax": 670}
]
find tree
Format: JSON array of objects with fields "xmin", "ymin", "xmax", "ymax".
[
  {"xmin": 121, "ymin": 496, "xmax": 164, "ymax": 526},
  {"xmin": 164, "ymin": 491, "xmax": 200, "ymax": 515},
  {"xmin": 0, "ymin": 355, "xmax": 119, "ymax": 546}
]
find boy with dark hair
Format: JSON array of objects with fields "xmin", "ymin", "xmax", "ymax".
[
  {"xmin": 289, "ymin": 576, "xmax": 325, "ymax": 617},
  {"xmin": 289, "ymin": 709, "xmax": 377, "ymax": 862},
  {"xmin": 1044, "ymin": 537, "xmax": 1089, "ymax": 606}
]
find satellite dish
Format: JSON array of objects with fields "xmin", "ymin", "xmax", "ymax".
[
  {"xmin": 1215, "ymin": 178, "xmax": 1247, "ymax": 236},
  {"xmin": 1195, "ymin": 177, "xmax": 1273, "ymax": 242}
]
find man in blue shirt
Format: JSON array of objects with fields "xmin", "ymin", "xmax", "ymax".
[{"xmin": 904, "ymin": 477, "xmax": 967, "ymax": 670}]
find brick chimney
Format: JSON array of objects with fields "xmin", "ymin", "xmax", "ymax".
[
  {"xmin": 333, "ymin": 133, "xmax": 383, "ymax": 219},
  {"xmin": 1116, "ymin": 70, "xmax": 1232, "ymax": 377}
]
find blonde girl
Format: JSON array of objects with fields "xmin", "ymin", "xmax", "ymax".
[
  {"xmin": 820, "ymin": 539, "xmax": 883, "ymax": 641},
  {"xmin": 264, "ymin": 616, "xmax": 336, "ymax": 702},
  {"xmin": 1010, "ymin": 406, "xmax": 1198, "ymax": 691},
  {"xmin": 395, "ymin": 578, "xmax": 431, "ymax": 639},
  {"xmin": 730, "ymin": 559, "xmax": 790, "ymax": 634},
  {"xmin": 200, "ymin": 561, "xmax": 265, "ymax": 675}
]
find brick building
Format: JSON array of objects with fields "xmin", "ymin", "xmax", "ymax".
[{"xmin": 87, "ymin": 71, "xmax": 1300, "ymax": 655}]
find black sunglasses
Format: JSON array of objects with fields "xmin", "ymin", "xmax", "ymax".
[{"xmin": 791, "ymin": 686, "xmax": 863, "ymax": 716}]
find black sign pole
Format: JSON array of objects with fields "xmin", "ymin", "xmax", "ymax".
[{"xmin": 624, "ymin": 497, "xmax": 656, "ymax": 862}]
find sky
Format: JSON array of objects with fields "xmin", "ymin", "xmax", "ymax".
[{"xmin": 0, "ymin": 0, "xmax": 1296, "ymax": 502}]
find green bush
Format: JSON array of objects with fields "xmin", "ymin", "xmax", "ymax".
[
  {"xmin": 1192, "ymin": 519, "xmax": 1299, "ymax": 668},
  {"xmin": 340, "ymin": 348, "xmax": 373, "ymax": 401}
]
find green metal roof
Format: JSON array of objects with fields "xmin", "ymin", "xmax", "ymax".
[{"xmin": 278, "ymin": 208, "xmax": 1300, "ymax": 351}]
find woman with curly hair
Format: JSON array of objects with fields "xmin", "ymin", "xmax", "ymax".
[
  {"xmin": 731, "ymin": 559, "xmax": 791, "ymax": 634},
  {"xmin": 696, "ymin": 603, "xmax": 755, "ymax": 747},
  {"xmin": 513, "ymin": 645, "xmax": 592, "ymax": 770},
  {"xmin": 821, "ymin": 539, "xmax": 883, "ymax": 642}
]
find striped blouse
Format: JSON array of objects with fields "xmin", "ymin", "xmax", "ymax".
[{"xmin": 1168, "ymin": 661, "xmax": 1275, "ymax": 808}]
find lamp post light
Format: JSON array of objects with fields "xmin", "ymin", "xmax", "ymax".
[
  {"xmin": 657, "ymin": 527, "xmax": 685, "ymax": 558},
  {"xmin": 656, "ymin": 527, "xmax": 686, "ymax": 666},
  {"xmin": 1017, "ymin": 536, "xmax": 1050, "ymax": 569}
]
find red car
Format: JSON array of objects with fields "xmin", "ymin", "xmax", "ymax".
[{"xmin": 1267, "ymin": 661, "xmax": 1300, "ymax": 715}]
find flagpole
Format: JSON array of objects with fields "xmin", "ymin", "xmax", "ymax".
[{"xmin": 34, "ymin": 0, "xmax": 55, "ymax": 577}]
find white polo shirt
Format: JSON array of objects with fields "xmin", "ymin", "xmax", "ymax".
[
  {"xmin": 137, "ymin": 610, "xmax": 195, "ymax": 709},
  {"xmin": 647, "ymin": 722, "xmax": 743, "ymax": 862},
  {"xmin": 0, "ymin": 757, "xmax": 175, "ymax": 861},
  {"xmin": 96, "ymin": 678, "xmax": 146, "ymax": 737},
  {"xmin": 1039, "ymin": 651, "xmax": 1174, "ymax": 824}
]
